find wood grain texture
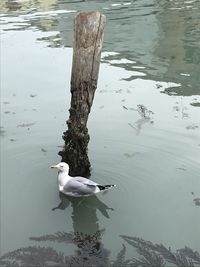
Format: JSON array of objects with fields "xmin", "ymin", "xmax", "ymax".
[{"xmin": 59, "ymin": 12, "xmax": 106, "ymax": 176}]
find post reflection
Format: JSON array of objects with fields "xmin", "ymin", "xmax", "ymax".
[{"xmin": 53, "ymin": 192, "xmax": 114, "ymax": 234}]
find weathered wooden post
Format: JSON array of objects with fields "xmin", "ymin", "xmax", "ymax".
[{"xmin": 59, "ymin": 12, "xmax": 106, "ymax": 177}]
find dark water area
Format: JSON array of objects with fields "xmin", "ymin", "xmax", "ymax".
[{"xmin": 1, "ymin": 0, "xmax": 200, "ymax": 266}]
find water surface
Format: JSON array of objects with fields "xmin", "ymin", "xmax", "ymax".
[{"xmin": 1, "ymin": 0, "xmax": 200, "ymax": 265}]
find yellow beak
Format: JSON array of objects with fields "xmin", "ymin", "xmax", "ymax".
[{"xmin": 50, "ymin": 165, "xmax": 58, "ymax": 169}]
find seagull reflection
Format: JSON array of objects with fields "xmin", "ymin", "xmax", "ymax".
[{"xmin": 52, "ymin": 192, "xmax": 114, "ymax": 234}]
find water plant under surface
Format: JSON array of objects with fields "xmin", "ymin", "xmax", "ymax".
[{"xmin": 1, "ymin": 230, "xmax": 200, "ymax": 267}]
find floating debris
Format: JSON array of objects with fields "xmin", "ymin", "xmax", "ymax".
[
  {"xmin": 4, "ymin": 111, "xmax": 10, "ymax": 114},
  {"xmin": 124, "ymin": 152, "xmax": 139, "ymax": 158},
  {"xmin": 10, "ymin": 139, "xmax": 16, "ymax": 142},
  {"xmin": 129, "ymin": 107, "xmax": 137, "ymax": 111},
  {"xmin": 193, "ymin": 198, "xmax": 200, "ymax": 206},
  {"xmin": 123, "ymin": 105, "xmax": 128, "ymax": 110},
  {"xmin": 122, "ymin": 106, "xmax": 137, "ymax": 111},
  {"xmin": 115, "ymin": 89, "xmax": 122, "ymax": 93},
  {"xmin": 176, "ymin": 167, "xmax": 187, "ymax": 171},
  {"xmin": 173, "ymin": 106, "xmax": 180, "ymax": 111},
  {"xmin": 99, "ymin": 89, "xmax": 111, "ymax": 93},
  {"xmin": 180, "ymin": 73, "xmax": 190, "ymax": 77},
  {"xmin": 156, "ymin": 84, "xmax": 162, "ymax": 88},
  {"xmin": 3, "ymin": 101, "xmax": 10, "ymax": 104},
  {"xmin": 186, "ymin": 124, "xmax": 199, "ymax": 130},
  {"xmin": 190, "ymin": 102, "xmax": 200, "ymax": 107},
  {"xmin": 17, "ymin": 122, "xmax": 36, "ymax": 127},
  {"xmin": 41, "ymin": 148, "xmax": 47, "ymax": 153},
  {"xmin": 137, "ymin": 104, "xmax": 154, "ymax": 118},
  {"xmin": 0, "ymin": 127, "xmax": 6, "ymax": 136},
  {"xmin": 128, "ymin": 105, "xmax": 154, "ymax": 135},
  {"xmin": 128, "ymin": 123, "xmax": 136, "ymax": 129},
  {"xmin": 30, "ymin": 94, "xmax": 37, "ymax": 98}
]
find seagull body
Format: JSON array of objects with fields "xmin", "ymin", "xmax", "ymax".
[{"xmin": 51, "ymin": 162, "xmax": 116, "ymax": 197}]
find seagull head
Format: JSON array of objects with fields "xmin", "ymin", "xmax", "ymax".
[{"xmin": 50, "ymin": 162, "xmax": 69, "ymax": 173}]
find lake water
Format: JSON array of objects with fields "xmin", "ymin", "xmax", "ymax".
[{"xmin": 1, "ymin": 0, "xmax": 200, "ymax": 266}]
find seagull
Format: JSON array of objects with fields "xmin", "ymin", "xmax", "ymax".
[{"xmin": 50, "ymin": 162, "xmax": 116, "ymax": 197}]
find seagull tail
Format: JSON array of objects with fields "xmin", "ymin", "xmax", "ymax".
[{"xmin": 97, "ymin": 184, "xmax": 116, "ymax": 191}]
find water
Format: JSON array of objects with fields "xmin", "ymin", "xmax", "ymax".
[{"xmin": 1, "ymin": 0, "xmax": 200, "ymax": 266}]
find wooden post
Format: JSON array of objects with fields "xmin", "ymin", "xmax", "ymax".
[{"xmin": 59, "ymin": 12, "xmax": 106, "ymax": 177}]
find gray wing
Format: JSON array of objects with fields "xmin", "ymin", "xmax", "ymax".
[
  {"xmin": 75, "ymin": 176, "xmax": 98, "ymax": 186},
  {"xmin": 63, "ymin": 177, "xmax": 98, "ymax": 196}
]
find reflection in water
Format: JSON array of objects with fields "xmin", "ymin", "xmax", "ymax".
[
  {"xmin": 1, "ymin": 232, "xmax": 200, "ymax": 266},
  {"xmin": 30, "ymin": 230, "xmax": 110, "ymax": 267},
  {"xmin": 1, "ymin": 192, "xmax": 199, "ymax": 266},
  {"xmin": 155, "ymin": 0, "xmax": 200, "ymax": 96},
  {"xmin": 1, "ymin": 0, "xmax": 200, "ymax": 96},
  {"xmin": 53, "ymin": 192, "xmax": 114, "ymax": 233},
  {"xmin": 0, "ymin": 193, "xmax": 113, "ymax": 266},
  {"xmin": 1, "ymin": 0, "xmax": 200, "ymax": 264}
]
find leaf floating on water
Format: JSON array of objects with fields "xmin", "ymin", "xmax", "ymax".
[
  {"xmin": 41, "ymin": 148, "xmax": 47, "ymax": 153},
  {"xmin": 123, "ymin": 105, "xmax": 128, "ymax": 110}
]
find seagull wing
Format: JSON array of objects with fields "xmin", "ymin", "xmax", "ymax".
[
  {"xmin": 63, "ymin": 177, "xmax": 98, "ymax": 196},
  {"xmin": 75, "ymin": 176, "xmax": 98, "ymax": 186}
]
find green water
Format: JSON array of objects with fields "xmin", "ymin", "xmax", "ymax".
[{"xmin": 1, "ymin": 0, "xmax": 200, "ymax": 265}]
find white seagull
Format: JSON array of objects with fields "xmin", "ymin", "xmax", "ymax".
[{"xmin": 50, "ymin": 162, "xmax": 116, "ymax": 197}]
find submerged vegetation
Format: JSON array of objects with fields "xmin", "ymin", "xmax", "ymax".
[{"xmin": 1, "ymin": 231, "xmax": 200, "ymax": 267}]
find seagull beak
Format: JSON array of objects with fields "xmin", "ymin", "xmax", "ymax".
[{"xmin": 50, "ymin": 165, "xmax": 58, "ymax": 169}]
